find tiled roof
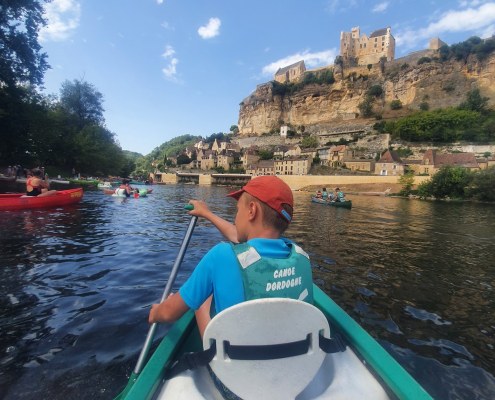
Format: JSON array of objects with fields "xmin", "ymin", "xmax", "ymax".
[
  {"xmin": 369, "ymin": 28, "xmax": 388, "ymax": 38},
  {"xmin": 275, "ymin": 60, "xmax": 305, "ymax": 76},
  {"xmin": 423, "ymin": 150, "xmax": 478, "ymax": 168},
  {"xmin": 378, "ymin": 150, "xmax": 403, "ymax": 164}
]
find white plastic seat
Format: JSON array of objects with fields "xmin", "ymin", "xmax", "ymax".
[
  {"xmin": 158, "ymin": 298, "xmax": 390, "ymax": 400},
  {"xmin": 203, "ymin": 298, "xmax": 329, "ymax": 400}
]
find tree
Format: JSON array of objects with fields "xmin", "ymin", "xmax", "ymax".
[
  {"xmin": 467, "ymin": 167, "xmax": 495, "ymax": 201},
  {"xmin": 390, "ymin": 100, "xmax": 402, "ymax": 110},
  {"xmin": 176, "ymin": 154, "xmax": 191, "ymax": 165},
  {"xmin": 417, "ymin": 166, "xmax": 472, "ymax": 199},
  {"xmin": 358, "ymin": 96, "xmax": 374, "ymax": 117},
  {"xmin": 459, "ymin": 88, "xmax": 489, "ymax": 113},
  {"xmin": 0, "ymin": 0, "xmax": 49, "ymax": 89},
  {"xmin": 399, "ymin": 172, "xmax": 415, "ymax": 196},
  {"xmin": 59, "ymin": 79, "xmax": 105, "ymax": 128},
  {"xmin": 301, "ymin": 136, "xmax": 319, "ymax": 148},
  {"xmin": 230, "ymin": 125, "xmax": 239, "ymax": 134},
  {"xmin": 367, "ymin": 85, "xmax": 383, "ymax": 97}
]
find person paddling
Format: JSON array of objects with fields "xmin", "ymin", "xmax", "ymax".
[
  {"xmin": 335, "ymin": 187, "xmax": 346, "ymax": 202},
  {"xmin": 148, "ymin": 176, "xmax": 314, "ymax": 337},
  {"xmin": 26, "ymin": 169, "xmax": 57, "ymax": 197}
]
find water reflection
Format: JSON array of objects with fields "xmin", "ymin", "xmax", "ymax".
[{"xmin": 0, "ymin": 187, "xmax": 494, "ymax": 399}]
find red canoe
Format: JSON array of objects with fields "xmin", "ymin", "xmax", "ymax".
[{"xmin": 0, "ymin": 188, "xmax": 84, "ymax": 211}]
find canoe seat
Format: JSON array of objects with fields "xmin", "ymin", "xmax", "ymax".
[
  {"xmin": 203, "ymin": 298, "xmax": 329, "ymax": 400},
  {"xmin": 158, "ymin": 298, "xmax": 390, "ymax": 400}
]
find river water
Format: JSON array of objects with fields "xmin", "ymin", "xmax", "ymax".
[{"xmin": 0, "ymin": 184, "xmax": 494, "ymax": 400}]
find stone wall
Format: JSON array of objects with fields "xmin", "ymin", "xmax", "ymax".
[{"xmin": 152, "ymin": 172, "xmax": 430, "ymax": 191}]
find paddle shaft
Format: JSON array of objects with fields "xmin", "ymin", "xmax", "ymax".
[{"xmin": 133, "ymin": 215, "xmax": 198, "ymax": 375}]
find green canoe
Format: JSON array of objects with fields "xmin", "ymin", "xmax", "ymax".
[
  {"xmin": 115, "ymin": 285, "xmax": 432, "ymax": 400},
  {"xmin": 311, "ymin": 197, "xmax": 352, "ymax": 209}
]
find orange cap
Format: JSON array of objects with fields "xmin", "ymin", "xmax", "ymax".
[{"xmin": 227, "ymin": 176, "xmax": 293, "ymax": 222}]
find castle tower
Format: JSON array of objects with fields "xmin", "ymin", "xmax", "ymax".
[{"xmin": 339, "ymin": 26, "xmax": 395, "ymax": 65}]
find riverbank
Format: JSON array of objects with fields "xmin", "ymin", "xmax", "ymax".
[{"xmin": 300, "ymin": 182, "xmax": 403, "ymax": 196}]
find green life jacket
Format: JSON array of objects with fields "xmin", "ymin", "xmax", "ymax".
[{"xmin": 231, "ymin": 241, "xmax": 313, "ymax": 304}]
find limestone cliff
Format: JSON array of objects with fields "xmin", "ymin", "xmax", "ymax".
[{"xmin": 238, "ymin": 52, "xmax": 495, "ymax": 136}]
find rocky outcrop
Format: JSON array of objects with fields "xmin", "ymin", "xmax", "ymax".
[{"xmin": 238, "ymin": 52, "xmax": 495, "ymax": 136}]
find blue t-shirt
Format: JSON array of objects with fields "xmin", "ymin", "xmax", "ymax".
[{"xmin": 179, "ymin": 238, "xmax": 293, "ymax": 314}]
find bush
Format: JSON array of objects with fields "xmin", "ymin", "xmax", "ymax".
[
  {"xmin": 467, "ymin": 167, "xmax": 495, "ymax": 201},
  {"xmin": 367, "ymin": 85, "xmax": 383, "ymax": 97},
  {"xmin": 417, "ymin": 57, "xmax": 432, "ymax": 65},
  {"xmin": 390, "ymin": 99, "xmax": 403, "ymax": 110},
  {"xmin": 419, "ymin": 101, "xmax": 430, "ymax": 111},
  {"xmin": 418, "ymin": 166, "xmax": 473, "ymax": 199},
  {"xmin": 358, "ymin": 96, "xmax": 374, "ymax": 117}
]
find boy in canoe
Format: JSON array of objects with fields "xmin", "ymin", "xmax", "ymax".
[{"xmin": 148, "ymin": 176, "xmax": 313, "ymax": 337}]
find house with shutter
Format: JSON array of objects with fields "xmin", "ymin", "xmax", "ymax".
[{"xmin": 375, "ymin": 150, "xmax": 404, "ymax": 175}]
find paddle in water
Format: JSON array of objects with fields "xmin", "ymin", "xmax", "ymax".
[{"xmin": 116, "ymin": 205, "xmax": 197, "ymax": 398}]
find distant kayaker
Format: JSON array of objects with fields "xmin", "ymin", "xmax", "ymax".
[
  {"xmin": 335, "ymin": 187, "xmax": 346, "ymax": 202},
  {"xmin": 117, "ymin": 178, "xmax": 133, "ymax": 197},
  {"xmin": 322, "ymin": 188, "xmax": 328, "ymax": 199},
  {"xmin": 26, "ymin": 169, "xmax": 57, "ymax": 197},
  {"xmin": 148, "ymin": 176, "xmax": 314, "ymax": 339},
  {"xmin": 315, "ymin": 189, "xmax": 322, "ymax": 199}
]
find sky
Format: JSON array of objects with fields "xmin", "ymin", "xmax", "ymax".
[{"xmin": 38, "ymin": 0, "xmax": 495, "ymax": 155}]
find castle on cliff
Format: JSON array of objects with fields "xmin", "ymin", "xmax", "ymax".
[{"xmin": 340, "ymin": 26, "xmax": 395, "ymax": 65}]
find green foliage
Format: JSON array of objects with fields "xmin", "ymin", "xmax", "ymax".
[
  {"xmin": 439, "ymin": 36, "xmax": 495, "ymax": 62},
  {"xmin": 205, "ymin": 132, "xmax": 229, "ymax": 144},
  {"xmin": 390, "ymin": 99, "xmax": 402, "ymax": 110},
  {"xmin": 387, "ymin": 108, "xmax": 484, "ymax": 142},
  {"xmin": 367, "ymin": 85, "xmax": 383, "ymax": 97},
  {"xmin": 230, "ymin": 125, "xmax": 239, "ymax": 134},
  {"xmin": 417, "ymin": 166, "xmax": 473, "ymax": 199},
  {"xmin": 395, "ymin": 147, "xmax": 413, "ymax": 158},
  {"xmin": 258, "ymin": 150, "xmax": 274, "ymax": 160},
  {"xmin": 373, "ymin": 120, "xmax": 386, "ymax": 133},
  {"xmin": 399, "ymin": 172, "xmax": 415, "ymax": 196},
  {"xmin": 176, "ymin": 154, "xmax": 191, "ymax": 165},
  {"xmin": 358, "ymin": 96, "xmax": 374, "ymax": 117},
  {"xmin": 334, "ymin": 56, "xmax": 343, "ymax": 67},
  {"xmin": 419, "ymin": 101, "xmax": 430, "ymax": 111},
  {"xmin": 0, "ymin": 0, "xmax": 49, "ymax": 89},
  {"xmin": 301, "ymin": 136, "xmax": 319, "ymax": 148},
  {"xmin": 60, "ymin": 79, "xmax": 105, "ymax": 128},
  {"xmin": 459, "ymin": 88, "xmax": 489, "ymax": 113},
  {"xmin": 417, "ymin": 57, "xmax": 432, "ymax": 65},
  {"xmin": 272, "ymin": 69, "xmax": 335, "ymax": 96},
  {"xmin": 467, "ymin": 166, "xmax": 495, "ymax": 201},
  {"xmin": 367, "ymin": 64, "xmax": 372, "ymax": 71}
]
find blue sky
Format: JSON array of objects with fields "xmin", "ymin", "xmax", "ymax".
[{"xmin": 39, "ymin": 0, "xmax": 495, "ymax": 155}]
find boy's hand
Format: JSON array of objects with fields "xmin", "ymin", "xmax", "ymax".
[
  {"xmin": 149, "ymin": 303, "xmax": 160, "ymax": 324},
  {"xmin": 188, "ymin": 200, "xmax": 211, "ymax": 218}
]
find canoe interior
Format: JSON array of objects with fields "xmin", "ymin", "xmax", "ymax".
[{"xmin": 117, "ymin": 285, "xmax": 432, "ymax": 400}]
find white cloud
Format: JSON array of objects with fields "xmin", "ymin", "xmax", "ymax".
[
  {"xmin": 161, "ymin": 45, "xmax": 179, "ymax": 81},
  {"xmin": 262, "ymin": 49, "xmax": 338, "ymax": 76},
  {"xmin": 157, "ymin": 0, "xmax": 164, "ymax": 4},
  {"xmin": 198, "ymin": 17, "xmax": 221, "ymax": 39},
  {"xmin": 480, "ymin": 23, "xmax": 495, "ymax": 37},
  {"xmin": 39, "ymin": 0, "xmax": 81, "ymax": 42},
  {"xmin": 161, "ymin": 21, "xmax": 174, "ymax": 30},
  {"xmin": 396, "ymin": 2, "xmax": 495, "ymax": 50},
  {"xmin": 325, "ymin": 0, "xmax": 358, "ymax": 14},
  {"xmin": 372, "ymin": 1, "xmax": 389, "ymax": 13}
]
